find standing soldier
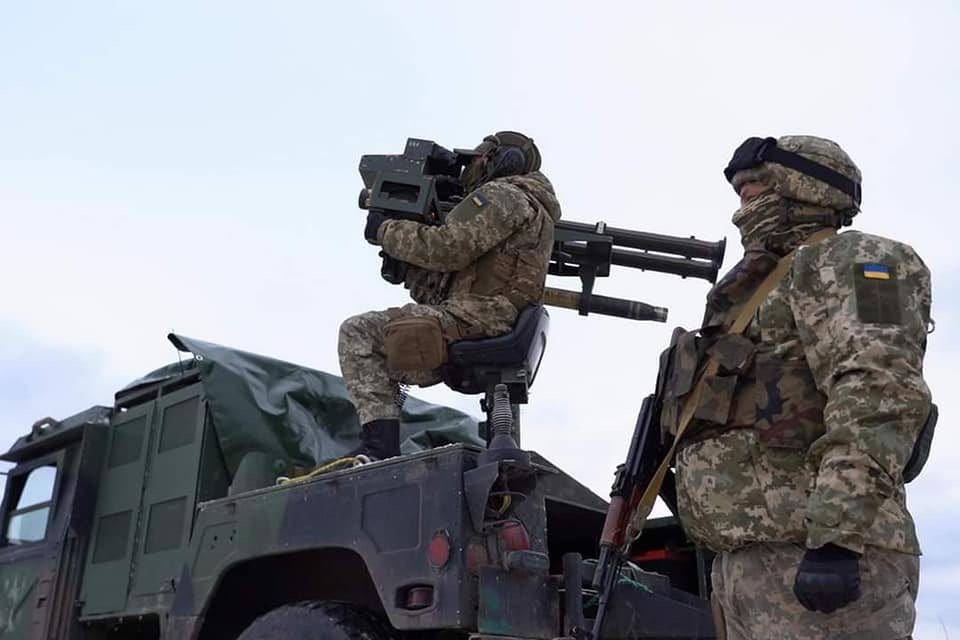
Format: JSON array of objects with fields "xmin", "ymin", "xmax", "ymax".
[
  {"xmin": 339, "ymin": 131, "xmax": 561, "ymax": 461},
  {"xmin": 662, "ymin": 136, "xmax": 933, "ymax": 639}
]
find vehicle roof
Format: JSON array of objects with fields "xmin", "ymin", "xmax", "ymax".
[{"xmin": 2, "ymin": 405, "xmax": 112, "ymax": 463}]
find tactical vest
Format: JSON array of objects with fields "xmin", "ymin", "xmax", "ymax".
[
  {"xmin": 658, "ymin": 249, "xmax": 827, "ymax": 451},
  {"xmin": 446, "ymin": 184, "xmax": 556, "ymax": 311}
]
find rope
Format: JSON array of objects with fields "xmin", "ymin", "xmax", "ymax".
[
  {"xmin": 494, "ymin": 494, "xmax": 512, "ymax": 516},
  {"xmin": 584, "ymin": 570, "xmax": 652, "ymax": 608},
  {"xmin": 276, "ymin": 455, "xmax": 368, "ymax": 485}
]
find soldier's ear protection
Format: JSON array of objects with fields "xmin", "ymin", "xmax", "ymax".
[
  {"xmin": 487, "ymin": 147, "xmax": 527, "ymax": 180},
  {"xmin": 456, "ymin": 131, "xmax": 542, "ymax": 174},
  {"xmin": 487, "ymin": 131, "xmax": 542, "ymax": 173},
  {"xmin": 725, "ymin": 137, "xmax": 861, "ymax": 206}
]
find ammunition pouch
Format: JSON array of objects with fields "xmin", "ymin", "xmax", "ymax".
[
  {"xmin": 658, "ymin": 331, "xmax": 697, "ymax": 438},
  {"xmin": 659, "ymin": 327, "xmax": 827, "ymax": 450},
  {"xmin": 693, "ymin": 334, "xmax": 757, "ymax": 425},
  {"xmin": 384, "ymin": 314, "xmax": 448, "ymax": 371}
]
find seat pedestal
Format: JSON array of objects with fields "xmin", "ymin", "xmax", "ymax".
[{"xmin": 441, "ymin": 306, "xmax": 550, "ymax": 451}]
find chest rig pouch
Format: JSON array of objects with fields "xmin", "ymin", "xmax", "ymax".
[
  {"xmin": 658, "ymin": 329, "xmax": 758, "ymax": 441},
  {"xmin": 657, "ymin": 244, "xmax": 828, "ymax": 449}
]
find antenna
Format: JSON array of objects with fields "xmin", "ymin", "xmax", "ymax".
[{"xmin": 171, "ymin": 329, "xmax": 185, "ymax": 376}]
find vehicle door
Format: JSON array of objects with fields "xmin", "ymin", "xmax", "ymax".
[{"xmin": 0, "ymin": 453, "xmax": 62, "ymax": 638}]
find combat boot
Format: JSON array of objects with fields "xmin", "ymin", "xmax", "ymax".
[{"xmin": 357, "ymin": 418, "xmax": 401, "ymax": 462}]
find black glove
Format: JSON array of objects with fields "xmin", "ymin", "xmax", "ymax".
[
  {"xmin": 364, "ymin": 211, "xmax": 386, "ymax": 245},
  {"xmin": 793, "ymin": 543, "xmax": 862, "ymax": 614}
]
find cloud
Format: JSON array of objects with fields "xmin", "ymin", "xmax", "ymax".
[{"xmin": 0, "ymin": 324, "xmax": 120, "ymax": 439}]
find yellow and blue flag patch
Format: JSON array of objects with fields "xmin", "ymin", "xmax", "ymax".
[
  {"xmin": 855, "ymin": 261, "xmax": 901, "ymax": 324},
  {"xmin": 862, "ymin": 263, "xmax": 892, "ymax": 280}
]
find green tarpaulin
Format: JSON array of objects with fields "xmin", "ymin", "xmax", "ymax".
[{"xmin": 121, "ymin": 334, "xmax": 482, "ymax": 475}]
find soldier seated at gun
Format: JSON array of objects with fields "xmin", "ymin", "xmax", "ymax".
[{"xmin": 339, "ymin": 131, "xmax": 561, "ymax": 462}]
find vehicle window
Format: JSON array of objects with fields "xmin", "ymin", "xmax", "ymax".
[{"xmin": 4, "ymin": 465, "xmax": 57, "ymax": 545}]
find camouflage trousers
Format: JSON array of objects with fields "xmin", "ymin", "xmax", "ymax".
[
  {"xmin": 711, "ymin": 543, "xmax": 919, "ymax": 640},
  {"xmin": 338, "ymin": 304, "xmax": 453, "ymax": 425}
]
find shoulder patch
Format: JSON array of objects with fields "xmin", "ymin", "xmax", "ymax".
[
  {"xmin": 470, "ymin": 192, "xmax": 490, "ymax": 208},
  {"xmin": 854, "ymin": 262, "xmax": 902, "ymax": 325},
  {"xmin": 862, "ymin": 263, "xmax": 891, "ymax": 280}
]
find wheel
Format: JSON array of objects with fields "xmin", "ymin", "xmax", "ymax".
[{"xmin": 236, "ymin": 601, "xmax": 394, "ymax": 640}]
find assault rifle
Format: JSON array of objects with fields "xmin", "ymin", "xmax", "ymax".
[
  {"xmin": 586, "ymin": 394, "xmax": 662, "ymax": 639},
  {"xmin": 587, "ymin": 329, "xmax": 682, "ymax": 639},
  {"xmin": 358, "ymin": 138, "xmax": 727, "ymax": 317}
]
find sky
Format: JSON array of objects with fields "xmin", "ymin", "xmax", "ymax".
[{"xmin": 1, "ymin": 1, "xmax": 958, "ymax": 636}]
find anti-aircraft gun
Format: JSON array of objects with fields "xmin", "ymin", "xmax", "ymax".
[
  {"xmin": 358, "ymin": 137, "xmax": 727, "ymax": 319},
  {"xmin": 357, "ymin": 137, "xmax": 726, "ymax": 640},
  {"xmin": 0, "ymin": 140, "xmax": 725, "ymax": 640},
  {"xmin": 545, "ymin": 220, "xmax": 725, "ymax": 322}
]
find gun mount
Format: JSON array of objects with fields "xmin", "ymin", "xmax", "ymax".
[{"xmin": 545, "ymin": 220, "xmax": 726, "ymax": 323}]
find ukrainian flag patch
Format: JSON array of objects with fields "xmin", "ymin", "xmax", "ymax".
[
  {"xmin": 855, "ymin": 261, "xmax": 902, "ymax": 324},
  {"xmin": 863, "ymin": 263, "xmax": 892, "ymax": 280}
]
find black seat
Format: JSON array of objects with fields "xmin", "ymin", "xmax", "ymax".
[{"xmin": 443, "ymin": 306, "xmax": 550, "ymax": 403}]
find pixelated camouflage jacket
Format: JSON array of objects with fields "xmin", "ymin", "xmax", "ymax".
[
  {"xmin": 674, "ymin": 230, "xmax": 931, "ymax": 554},
  {"xmin": 378, "ymin": 172, "xmax": 561, "ymax": 336}
]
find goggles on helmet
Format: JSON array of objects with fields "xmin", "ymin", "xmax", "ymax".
[{"xmin": 724, "ymin": 136, "xmax": 861, "ymax": 205}]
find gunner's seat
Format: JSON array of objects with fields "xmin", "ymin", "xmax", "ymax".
[{"xmin": 442, "ymin": 306, "xmax": 549, "ymax": 438}]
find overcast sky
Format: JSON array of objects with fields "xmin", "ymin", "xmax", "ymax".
[{"xmin": 1, "ymin": 1, "xmax": 957, "ymax": 636}]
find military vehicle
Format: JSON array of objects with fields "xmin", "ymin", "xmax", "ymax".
[
  {"xmin": 2, "ymin": 155, "xmax": 727, "ymax": 637},
  {"xmin": 0, "ymin": 328, "xmax": 716, "ymax": 640}
]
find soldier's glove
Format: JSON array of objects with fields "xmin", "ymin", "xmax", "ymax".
[
  {"xmin": 793, "ymin": 543, "xmax": 862, "ymax": 614},
  {"xmin": 365, "ymin": 211, "xmax": 386, "ymax": 245}
]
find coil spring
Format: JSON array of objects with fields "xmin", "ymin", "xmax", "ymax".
[
  {"xmin": 491, "ymin": 384, "xmax": 513, "ymax": 437},
  {"xmin": 395, "ymin": 383, "xmax": 410, "ymax": 410}
]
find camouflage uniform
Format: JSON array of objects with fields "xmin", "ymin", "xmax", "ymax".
[
  {"xmin": 339, "ymin": 172, "xmax": 561, "ymax": 424},
  {"xmin": 665, "ymin": 136, "xmax": 931, "ymax": 639},
  {"xmin": 712, "ymin": 543, "xmax": 919, "ymax": 640}
]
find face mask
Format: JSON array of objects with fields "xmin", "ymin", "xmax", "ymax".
[
  {"xmin": 732, "ymin": 192, "xmax": 789, "ymax": 250},
  {"xmin": 732, "ymin": 192, "xmax": 834, "ymax": 255}
]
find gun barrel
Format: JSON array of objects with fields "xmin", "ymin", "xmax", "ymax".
[
  {"xmin": 543, "ymin": 287, "xmax": 668, "ymax": 322},
  {"xmin": 559, "ymin": 243, "xmax": 721, "ymax": 283},
  {"xmin": 556, "ymin": 220, "xmax": 726, "ymax": 263}
]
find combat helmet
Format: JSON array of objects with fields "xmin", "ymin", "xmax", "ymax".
[
  {"xmin": 725, "ymin": 135, "xmax": 862, "ymax": 225},
  {"xmin": 459, "ymin": 131, "xmax": 541, "ymax": 191}
]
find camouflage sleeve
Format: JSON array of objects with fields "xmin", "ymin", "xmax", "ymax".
[
  {"xmin": 377, "ymin": 181, "xmax": 530, "ymax": 272},
  {"xmin": 788, "ymin": 232, "xmax": 931, "ymax": 554}
]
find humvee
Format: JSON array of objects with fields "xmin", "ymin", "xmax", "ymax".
[{"xmin": 0, "ymin": 327, "xmax": 714, "ymax": 639}]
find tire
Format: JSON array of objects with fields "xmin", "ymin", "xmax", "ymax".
[{"xmin": 236, "ymin": 601, "xmax": 394, "ymax": 640}]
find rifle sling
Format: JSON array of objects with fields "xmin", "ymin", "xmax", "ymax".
[{"xmin": 625, "ymin": 228, "xmax": 836, "ymax": 544}]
